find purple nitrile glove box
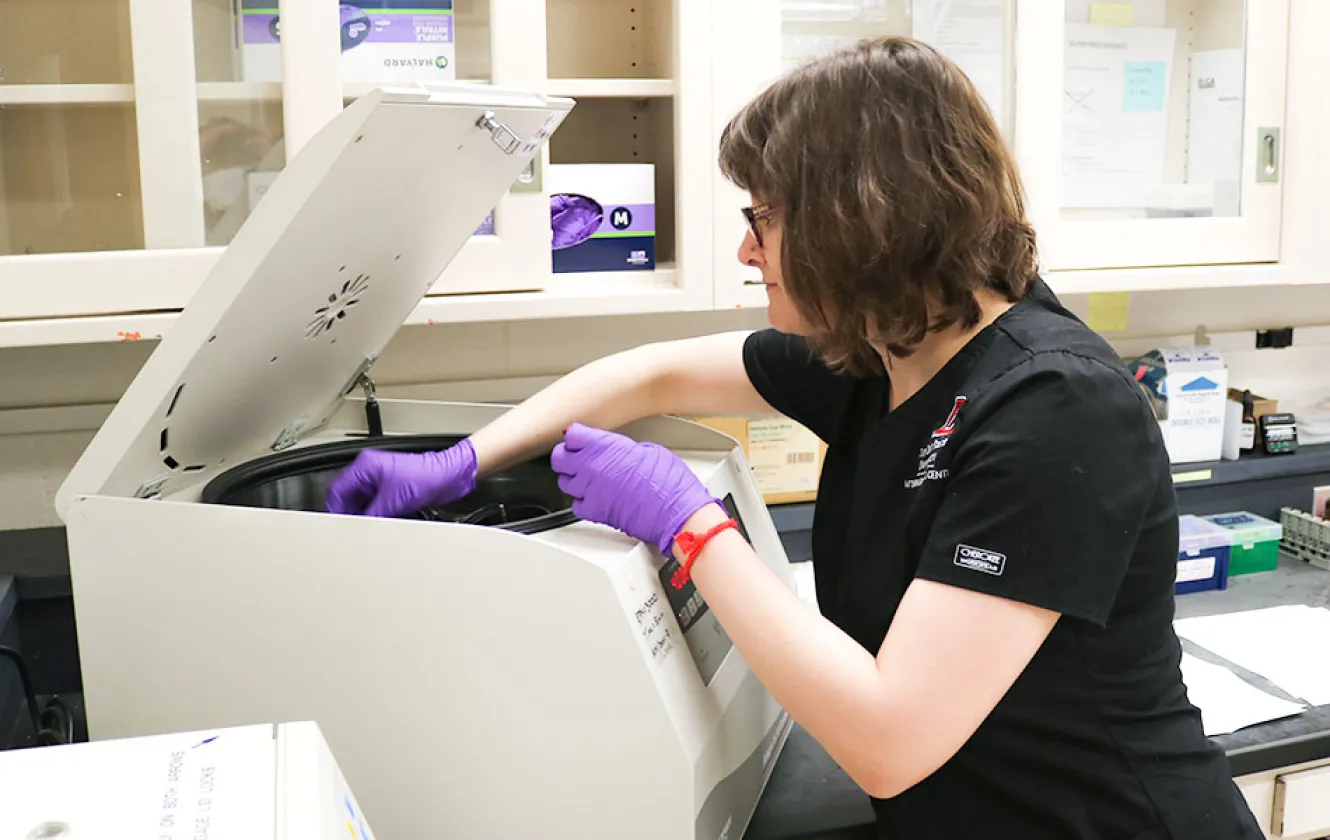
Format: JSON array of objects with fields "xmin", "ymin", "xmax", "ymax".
[
  {"xmin": 239, "ymin": 1, "xmax": 456, "ymax": 84},
  {"xmin": 548, "ymin": 163, "xmax": 656, "ymax": 274}
]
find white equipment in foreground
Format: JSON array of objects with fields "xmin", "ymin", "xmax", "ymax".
[
  {"xmin": 54, "ymin": 83, "xmax": 795, "ymax": 840},
  {"xmin": 0, "ymin": 722, "xmax": 375, "ymax": 840}
]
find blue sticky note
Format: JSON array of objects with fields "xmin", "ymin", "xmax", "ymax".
[{"xmin": 1123, "ymin": 61, "xmax": 1167, "ymax": 112}]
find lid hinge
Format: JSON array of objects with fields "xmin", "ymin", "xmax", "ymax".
[{"xmin": 359, "ymin": 373, "xmax": 384, "ymax": 438}]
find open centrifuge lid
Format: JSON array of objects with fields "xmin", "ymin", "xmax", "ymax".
[{"xmin": 56, "ymin": 83, "xmax": 572, "ymax": 518}]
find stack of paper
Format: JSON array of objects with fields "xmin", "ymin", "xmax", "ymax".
[
  {"xmin": 1178, "ymin": 653, "xmax": 1305, "ymax": 735},
  {"xmin": 1175, "ymin": 606, "xmax": 1330, "ymax": 706}
]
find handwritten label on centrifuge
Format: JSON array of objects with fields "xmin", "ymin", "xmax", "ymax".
[{"xmin": 634, "ymin": 591, "xmax": 675, "ymax": 664}]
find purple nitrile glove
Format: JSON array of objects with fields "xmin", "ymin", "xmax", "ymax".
[
  {"xmin": 551, "ymin": 423, "xmax": 719, "ymax": 555},
  {"xmin": 325, "ymin": 439, "xmax": 478, "ymax": 518},
  {"xmin": 550, "ymin": 193, "xmax": 603, "ymax": 249}
]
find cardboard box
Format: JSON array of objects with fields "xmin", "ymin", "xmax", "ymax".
[
  {"xmin": 1226, "ymin": 388, "xmax": 1278, "ymax": 420},
  {"xmin": 690, "ymin": 415, "xmax": 825, "ymax": 505},
  {"xmin": 241, "ymin": 1, "xmax": 457, "ymax": 84},
  {"xmin": 549, "ymin": 163, "xmax": 655, "ymax": 273},
  {"xmin": 1131, "ymin": 346, "xmax": 1228, "ymax": 464}
]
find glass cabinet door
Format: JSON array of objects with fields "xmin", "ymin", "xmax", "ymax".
[
  {"xmin": 711, "ymin": 0, "xmax": 1017, "ymax": 309},
  {"xmin": 314, "ymin": 0, "xmax": 553, "ymax": 298},
  {"xmin": 539, "ymin": 0, "xmax": 709, "ymax": 312},
  {"xmin": 2, "ymin": 0, "xmax": 707, "ymax": 329},
  {"xmin": 1, "ymin": 0, "xmax": 289, "ymax": 321},
  {"xmin": 1033, "ymin": 0, "xmax": 1289, "ymax": 272},
  {"xmin": 318, "ymin": 0, "xmax": 704, "ymax": 310},
  {"xmin": 195, "ymin": 0, "xmax": 288, "ymax": 249},
  {"xmin": 0, "ymin": 0, "xmax": 143, "ymax": 257},
  {"xmin": 7, "ymin": 0, "xmax": 297, "ymax": 258}
]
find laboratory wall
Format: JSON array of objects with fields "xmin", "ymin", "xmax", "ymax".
[{"xmin": 1, "ymin": 282, "xmax": 1328, "ymax": 532}]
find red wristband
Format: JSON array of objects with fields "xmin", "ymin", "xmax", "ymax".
[{"xmin": 670, "ymin": 518, "xmax": 738, "ymax": 589}]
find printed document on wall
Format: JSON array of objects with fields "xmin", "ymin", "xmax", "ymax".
[
  {"xmin": 1062, "ymin": 24, "xmax": 1176, "ymax": 209},
  {"xmin": 912, "ymin": 1, "xmax": 1006, "ymax": 125}
]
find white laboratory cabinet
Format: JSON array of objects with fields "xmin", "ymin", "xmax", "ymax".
[
  {"xmin": 2, "ymin": 0, "xmax": 1328, "ymax": 349},
  {"xmin": 54, "ymin": 84, "xmax": 796, "ymax": 840},
  {"xmin": 0, "ymin": 0, "xmax": 715, "ymax": 340},
  {"xmin": 711, "ymin": 0, "xmax": 1322, "ymax": 308},
  {"xmin": 0, "ymin": 722, "xmax": 376, "ymax": 840}
]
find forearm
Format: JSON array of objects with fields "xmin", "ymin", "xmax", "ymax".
[
  {"xmin": 680, "ymin": 505, "xmax": 901, "ymax": 797},
  {"xmin": 468, "ymin": 345, "xmax": 670, "ymax": 475},
  {"xmin": 469, "ymin": 330, "xmax": 767, "ymax": 475}
]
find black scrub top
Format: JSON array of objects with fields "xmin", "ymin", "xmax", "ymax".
[{"xmin": 742, "ymin": 279, "xmax": 1262, "ymax": 840}]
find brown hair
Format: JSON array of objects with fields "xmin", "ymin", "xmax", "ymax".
[{"xmin": 718, "ymin": 36, "xmax": 1038, "ymax": 375}]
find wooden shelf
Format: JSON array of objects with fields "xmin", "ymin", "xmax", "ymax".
[
  {"xmin": 342, "ymin": 79, "xmax": 489, "ymax": 101},
  {"xmin": 1046, "ymin": 264, "xmax": 1299, "ymax": 295},
  {"xmin": 730, "ymin": 264, "xmax": 1314, "ymax": 310},
  {"xmin": 1172, "ymin": 444, "xmax": 1330, "ymax": 490},
  {"xmin": 0, "ymin": 265, "xmax": 693, "ymax": 349},
  {"xmin": 341, "ymin": 79, "xmax": 675, "ymax": 102},
  {"xmin": 546, "ymin": 78, "xmax": 675, "ymax": 98},
  {"xmin": 724, "ymin": 263, "xmax": 1317, "ymax": 315},
  {"xmin": 411, "ymin": 263, "xmax": 687, "ymax": 324},
  {"xmin": 0, "ymin": 84, "xmax": 133, "ymax": 105},
  {"xmin": 196, "ymin": 82, "xmax": 283, "ymax": 103},
  {"xmin": 0, "ymin": 83, "xmax": 285, "ymax": 106}
]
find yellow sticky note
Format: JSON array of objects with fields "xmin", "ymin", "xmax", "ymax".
[
  {"xmin": 1086, "ymin": 292, "xmax": 1131, "ymax": 333},
  {"xmin": 1089, "ymin": 2, "xmax": 1134, "ymax": 25}
]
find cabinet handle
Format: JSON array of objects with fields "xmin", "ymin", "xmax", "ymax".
[{"xmin": 1256, "ymin": 127, "xmax": 1281, "ymax": 183}]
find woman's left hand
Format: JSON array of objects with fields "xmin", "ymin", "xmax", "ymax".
[{"xmin": 551, "ymin": 423, "xmax": 718, "ymax": 555}]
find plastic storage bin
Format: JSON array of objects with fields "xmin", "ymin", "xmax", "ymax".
[
  {"xmin": 1176, "ymin": 515, "xmax": 1232, "ymax": 594},
  {"xmin": 1202, "ymin": 512, "xmax": 1283, "ymax": 576}
]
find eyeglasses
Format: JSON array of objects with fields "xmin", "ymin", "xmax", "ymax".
[{"xmin": 741, "ymin": 202, "xmax": 776, "ymax": 247}]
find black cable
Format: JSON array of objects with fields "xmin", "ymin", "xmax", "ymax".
[{"xmin": 0, "ymin": 645, "xmax": 73, "ymax": 748}]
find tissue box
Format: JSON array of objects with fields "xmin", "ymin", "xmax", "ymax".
[
  {"xmin": 241, "ymin": 1, "xmax": 456, "ymax": 84},
  {"xmin": 549, "ymin": 163, "xmax": 655, "ymax": 274},
  {"xmin": 1130, "ymin": 347, "xmax": 1228, "ymax": 464}
]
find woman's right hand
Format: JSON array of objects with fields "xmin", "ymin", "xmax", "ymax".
[{"xmin": 324, "ymin": 439, "xmax": 478, "ymax": 518}]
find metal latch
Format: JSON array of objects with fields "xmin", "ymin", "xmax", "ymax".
[{"xmin": 477, "ymin": 111, "xmax": 522, "ymax": 155}]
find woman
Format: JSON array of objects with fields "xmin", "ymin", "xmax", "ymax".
[{"xmin": 327, "ymin": 37, "xmax": 1262, "ymax": 839}]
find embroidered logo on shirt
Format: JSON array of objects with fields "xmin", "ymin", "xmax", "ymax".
[
  {"xmin": 904, "ymin": 395, "xmax": 967, "ymax": 490},
  {"xmin": 953, "ymin": 544, "xmax": 1007, "ymax": 576},
  {"xmin": 932, "ymin": 395, "xmax": 968, "ymax": 438}
]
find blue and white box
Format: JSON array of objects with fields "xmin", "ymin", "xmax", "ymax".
[
  {"xmin": 1130, "ymin": 346, "xmax": 1228, "ymax": 464},
  {"xmin": 1176, "ymin": 514, "xmax": 1232, "ymax": 595},
  {"xmin": 240, "ymin": 1, "xmax": 456, "ymax": 84},
  {"xmin": 549, "ymin": 163, "xmax": 656, "ymax": 274}
]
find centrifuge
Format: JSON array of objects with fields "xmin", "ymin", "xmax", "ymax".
[
  {"xmin": 55, "ymin": 83, "xmax": 795, "ymax": 840},
  {"xmin": 0, "ymin": 721, "xmax": 375, "ymax": 840}
]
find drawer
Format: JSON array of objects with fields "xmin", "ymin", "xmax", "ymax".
[{"xmin": 1274, "ymin": 763, "xmax": 1330, "ymax": 837}]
